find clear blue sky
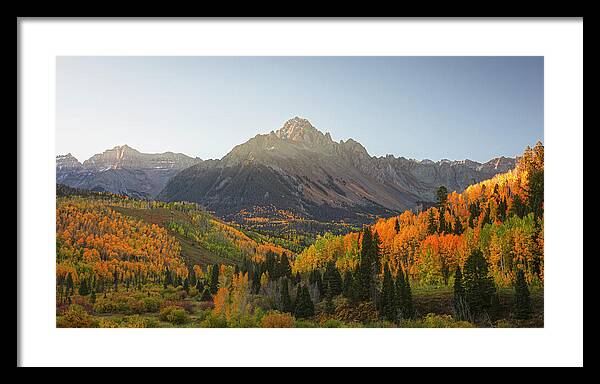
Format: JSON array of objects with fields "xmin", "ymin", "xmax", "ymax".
[{"xmin": 56, "ymin": 56, "xmax": 543, "ymax": 163}]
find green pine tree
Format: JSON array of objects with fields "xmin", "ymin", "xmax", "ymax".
[
  {"xmin": 210, "ymin": 264, "xmax": 220, "ymax": 294},
  {"xmin": 452, "ymin": 266, "xmax": 470, "ymax": 321},
  {"xmin": 294, "ymin": 285, "xmax": 315, "ymax": 319},
  {"xmin": 281, "ymin": 277, "xmax": 293, "ymax": 313},
  {"xmin": 279, "ymin": 253, "xmax": 292, "ymax": 279},
  {"xmin": 183, "ymin": 277, "xmax": 190, "ymax": 294},
  {"xmin": 402, "ymin": 270, "xmax": 415, "ymax": 319},
  {"xmin": 380, "ymin": 265, "xmax": 396, "ymax": 322},
  {"xmin": 394, "ymin": 269, "xmax": 405, "ymax": 322},
  {"xmin": 427, "ymin": 210, "xmax": 437, "ymax": 235},
  {"xmin": 324, "ymin": 283, "xmax": 335, "ymax": 315},
  {"xmin": 453, "ymin": 215, "xmax": 463, "ymax": 235},
  {"xmin": 514, "ymin": 269, "xmax": 532, "ymax": 320},
  {"xmin": 251, "ymin": 269, "xmax": 261, "ymax": 294},
  {"xmin": 65, "ymin": 272, "xmax": 74, "ymax": 297},
  {"xmin": 463, "ymin": 249, "xmax": 497, "ymax": 319},
  {"xmin": 78, "ymin": 278, "xmax": 89, "ymax": 296},
  {"xmin": 200, "ymin": 286, "xmax": 212, "ymax": 301},
  {"xmin": 357, "ymin": 228, "xmax": 375, "ymax": 301},
  {"xmin": 323, "ymin": 262, "xmax": 343, "ymax": 297}
]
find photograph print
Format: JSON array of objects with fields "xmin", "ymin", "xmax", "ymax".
[{"xmin": 55, "ymin": 56, "xmax": 544, "ymax": 329}]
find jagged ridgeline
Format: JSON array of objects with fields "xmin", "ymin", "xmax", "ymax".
[
  {"xmin": 158, "ymin": 117, "xmax": 515, "ymax": 224},
  {"xmin": 293, "ymin": 142, "xmax": 544, "ymax": 289},
  {"xmin": 56, "ymin": 188, "xmax": 293, "ymax": 297},
  {"xmin": 58, "ymin": 117, "xmax": 515, "ymax": 226}
]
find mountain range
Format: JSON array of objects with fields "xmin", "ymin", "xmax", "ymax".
[
  {"xmin": 57, "ymin": 117, "xmax": 515, "ymax": 223},
  {"xmin": 56, "ymin": 145, "xmax": 201, "ymax": 199}
]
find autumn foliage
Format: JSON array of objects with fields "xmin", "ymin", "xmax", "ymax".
[{"xmin": 293, "ymin": 143, "xmax": 544, "ymax": 287}]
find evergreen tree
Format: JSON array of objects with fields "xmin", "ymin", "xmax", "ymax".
[
  {"xmin": 90, "ymin": 290, "xmax": 96, "ymax": 304},
  {"xmin": 324, "ymin": 283, "xmax": 335, "ymax": 315},
  {"xmin": 463, "ymin": 249, "xmax": 497, "ymax": 318},
  {"xmin": 509, "ymin": 194, "xmax": 526, "ymax": 218},
  {"xmin": 294, "ymin": 271, "xmax": 302, "ymax": 285},
  {"xmin": 372, "ymin": 231, "xmax": 382, "ymax": 276},
  {"xmin": 265, "ymin": 251, "xmax": 277, "ymax": 278},
  {"xmin": 436, "ymin": 185, "xmax": 448, "ymax": 207},
  {"xmin": 294, "ymin": 285, "xmax": 315, "ymax": 319},
  {"xmin": 497, "ymin": 197, "xmax": 508, "ymax": 222},
  {"xmin": 210, "ymin": 264, "xmax": 220, "ymax": 294},
  {"xmin": 78, "ymin": 278, "xmax": 89, "ymax": 296},
  {"xmin": 200, "ymin": 286, "xmax": 212, "ymax": 301},
  {"xmin": 251, "ymin": 269, "xmax": 261, "ymax": 294},
  {"xmin": 113, "ymin": 268, "xmax": 119, "ymax": 292},
  {"xmin": 437, "ymin": 185, "xmax": 448, "ymax": 233},
  {"xmin": 65, "ymin": 272, "xmax": 74, "ymax": 297},
  {"xmin": 357, "ymin": 228, "xmax": 376, "ymax": 302},
  {"xmin": 394, "ymin": 218, "xmax": 400, "ymax": 233},
  {"xmin": 195, "ymin": 276, "xmax": 203, "ymax": 291},
  {"xmin": 163, "ymin": 268, "xmax": 172, "ymax": 289},
  {"xmin": 514, "ymin": 269, "xmax": 532, "ymax": 320},
  {"xmin": 482, "ymin": 206, "xmax": 491, "ymax": 226},
  {"xmin": 380, "ymin": 265, "xmax": 396, "ymax": 322},
  {"xmin": 281, "ymin": 277, "xmax": 293, "ymax": 313},
  {"xmin": 468, "ymin": 202, "xmax": 480, "ymax": 228},
  {"xmin": 427, "ymin": 210, "xmax": 437, "ymax": 235},
  {"xmin": 189, "ymin": 268, "xmax": 197, "ymax": 288},
  {"xmin": 453, "ymin": 215, "xmax": 463, "ymax": 235},
  {"xmin": 183, "ymin": 277, "xmax": 190, "ymax": 294},
  {"xmin": 323, "ymin": 262, "xmax": 343, "ymax": 296},
  {"xmin": 394, "ymin": 269, "xmax": 405, "ymax": 322},
  {"xmin": 402, "ymin": 270, "xmax": 415, "ymax": 319},
  {"xmin": 309, "ymin": 269, "xmax": 324, "ymax": 298},
  {"xmin": 278, "ymin": 253, "xmax": 292, "ymax": 279},
  {"xmin": 452, "ymin": 266, "xmax": 470, "ymax": 321},
  {"xmin": 343, "ymin": 269, "xmax": 359, "ymax": 304}
]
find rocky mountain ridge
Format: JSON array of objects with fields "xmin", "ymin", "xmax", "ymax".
[{"xmin": 157, "ymin": 117, "xmax": 516, "ymax": 223}]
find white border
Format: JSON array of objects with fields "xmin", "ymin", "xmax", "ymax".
[{"xmin": 18, "ymin": 18, "xmax": 583, "ymax": 367}]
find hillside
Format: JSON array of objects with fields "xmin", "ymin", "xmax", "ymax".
[{"xmin": 293, "ymin": 142, "xmax": 544, "ymax": 288}]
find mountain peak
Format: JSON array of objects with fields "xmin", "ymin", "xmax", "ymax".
[{"xmin": 275, "ymin": 117, "xmax": 320, "ymax": 140}]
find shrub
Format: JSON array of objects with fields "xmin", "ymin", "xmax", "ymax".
[
  {"xmin": 200, "ymin": 313, "xmax": 228, "ymax": 328},
  {"xmin": 260, "ymin": 311, "xmax": 295, "ymax": 328},
  {"xmin": 98, "ymin": 319, "xmax": 120, "ymax": 328},
  {"xmin": 227, "ymin": 314, "xmax": 260, "ymax": 328},
  {"xmin": 162, "ymin": 300, "xmax": 196, "ymax": 314},
  {"xmin": 57, "ymin": 304, "xmax": 94, "ymax": 328},
  {"xmin": 322, "ymin": 319, "xmax": 344, "ymax": 328},
  {"xmin": 141, "ymin": 297, "xmax": 162, "ymax": 313},
  {"xmin": 144, "ymin": 317, "xmax": 160, "ymax": 328},
  {"xmin": 294, "ymin": 319, "xmax": 318, "ymax": 328},
  {"xmin": 159, "ymin": 305, "xmax": 190, "ymax": 325},
  {"xmin": 401, "ymin": 313, "xmax": 475, "ymax": 328}
]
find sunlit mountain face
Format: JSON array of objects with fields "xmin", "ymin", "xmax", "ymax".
[{"xmin": 157, "ymin": 117, "xmax": 515, "ymax": 224}]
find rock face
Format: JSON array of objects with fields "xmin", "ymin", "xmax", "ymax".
[
  {"xmin": 158, "ymin": 117, "xmax": 515, "ymax": 223},
  {"xmin": 56, "ymin": 145, "xmax": 201, "ymax": 199}
]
